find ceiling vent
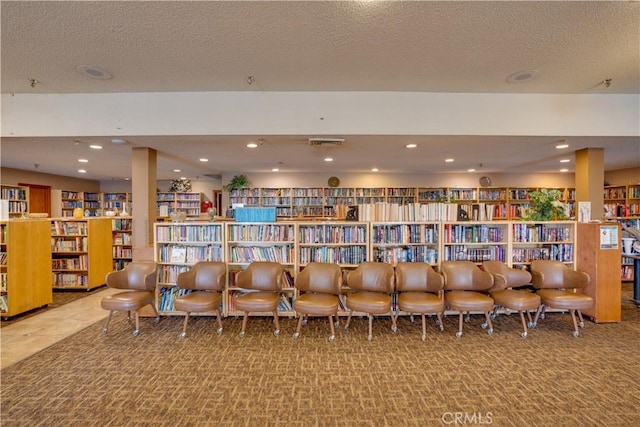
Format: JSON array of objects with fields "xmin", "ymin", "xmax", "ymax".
[{"xmin": 308, "ymin": 137, "xmax": 345, "ymax": 147}]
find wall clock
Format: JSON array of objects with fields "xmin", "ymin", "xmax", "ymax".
[
  {"xmin": 479, "ymin": 176, "xmax": 492, "ymax": 187},
  {"xmin": 328, "ymin": 176, "xmax": 340, "ymax": 187}
]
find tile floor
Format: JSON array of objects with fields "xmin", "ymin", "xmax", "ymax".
[{"xmin": 0, "ymin": 287, "xmax": 120, "ymax": 368}]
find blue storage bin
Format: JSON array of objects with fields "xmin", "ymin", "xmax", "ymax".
[{"xmin": 234, "ymin": 207, "xmax": 277, "ymax": 222}]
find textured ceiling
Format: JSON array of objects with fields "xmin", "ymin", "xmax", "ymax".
[{"xmin": 1, "ymin": 1, "xmax": 639, "ymax": 181}]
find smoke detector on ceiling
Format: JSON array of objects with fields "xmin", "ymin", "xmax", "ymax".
[{"xmin": 308, "ymin": 137, "xmax": 345, "ymax": 147}]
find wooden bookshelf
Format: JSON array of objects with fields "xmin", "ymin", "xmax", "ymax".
[
  {"xmin": 1, "ymin": 184, "xmax": 29, "ymax": 217},
  {"xmin": 442, "ymin": 221, "xmax": 509, "ymax": 264},
  {"xmin": 50, "ymin": 217, "xmax": 113, "ymax": 290},
  {"xmin": 112, "ymin": 218, "xmax": 133, "ymax": 270},
  {"xmin": 0, "ymin": 219, "xmax": 52, "ymax": 318},
  {"xmin": 154, "ymin": 222, "xmax": 225, "ymax": 315},
  {"xmin": 156, "ymin": 192, "xmax": 203, "ymax": 217},
  {"xmin": 510, "ymin": 221, "xmax": 576, "ymax": 269}
]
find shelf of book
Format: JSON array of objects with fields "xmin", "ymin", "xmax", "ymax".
[
  {"xmin": 510, "ymin": 221, "xmax": 576, "ymax": 269},
  {"xmin": 225, "ymin": 222, "xmax": 297, "ymax": 317},
  {"xmin": 50, "ymin": 217, "xmax": 113, "ymax": 290},
  {"xmin": 112, "ymin": 218, "xmax": 132, "ymax": 270},
  {"xmin": 371, "ymin": 222, "xmax": 440, "ymax": 265},
  {"xmin": 154, "ymin": 222, "xmax": 225, "ymax": 315},
  {"xmin": 0, "ymin": 219, "xmax": 52, "ymax": 318},
  {"xmin": 442, "ymin": 221, "xmax": 509, "ymax": 263},
  {"xmin": 59, "ymin": 191, "xmax": 84, "ymax": 217},
  {"xmin": 0, "ymin": 185, "xmax": 29, "ymax": 217}
]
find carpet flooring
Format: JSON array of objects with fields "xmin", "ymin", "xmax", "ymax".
[{"xmin": 1, "ymin": 284, "xmax": 639, "ymax": 426}]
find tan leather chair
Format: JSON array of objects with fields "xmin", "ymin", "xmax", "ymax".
[
  {"xmin": 441, "ymin": 260, "xmax": 494, "ymax": 338},
  {"xmin": 482, "ymin": 261, "xmax": 540, "ymax": 338},
  {"xmin": 395, "ymin": 262, "xmax": 445, "ymax": 341},
  {"xmin": 344, "ymin": 262, "xmax": 397, "ymax": 341},
  {"xmin": 174, "ymin": 261, "xmax": 226, "ymax": 339},
  {"xmin": 530, "ymin": 260, "xmax": 592, "ymax": 337},
  {"xmin": 101, "ymin": 261, "xmax": 159, "ymax": 336},
  {"xmin": 293, "ymin": 262, "xmax": 342, "ymax": 342},
  {"xmin": 234, "ymin": 261, "xmax": 284, "ymax": 337}
]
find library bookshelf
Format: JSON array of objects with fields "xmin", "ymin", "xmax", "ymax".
[
  {"xmin": 0, "ymin": 219, "xmax": 52, "ymax": 318},
  {"xmin": 0, "ymin": 184, "xmax": 29, "ymax": 217},
  {"xmin": 153, "ymin": 222, "xmax": 225, "ymax": 315},
  {"xmin": 112, "ymin": 218, "xmax": 133, "ymax": 270},
  {"xmin": 50, "ymin": 217, "xmax": 113, "ymax": 290}
]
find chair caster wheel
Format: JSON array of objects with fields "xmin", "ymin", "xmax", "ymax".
[
  {"xmin": 438, "ymin": 325, "xmax": 444, "ymax": 332},
  {"xmin": 154, "ymin": 317, "xmax": 160, "ymax": 324},
  {"xmin": 409, "ymin": 315, "xmax": 415, "ymax": 323},
  {"xmin": 421, "ymin": 334, "xmax": 426, "ymax": 342},
  {"xmin": 527, "ymin": 321, "xmax": 535, "ymax": 328},
  {"xmin": 521, "ymin": 331, "xmax": 527, "ymax": 338},
  {"xmin": 102, "ymin": 328, "xmax": 108, "ymax": 335},
  {"xmin": 490, "ymin": 313, "xmax": 497, "ymax": 320},
  {"xmin": 216, "ymin": 327, "xmax": 223, "ymax": 335},
  {"xmin": 367, "ymin": 335, "xmax": 373, "ymax": 341},
  {"xmin": 487, "ymin": 328, "xmax": 493, "ymax": 335},
  {"xmin": 274, "ymin": 329, "xmax": 280, "ymax": 337},
  {"xmin": 578, "ymin": 322, "xmax": 585, "ymax": 328},
  {"xmin": 132, "ymin": 330, "xmax": 139, "ymax": 337},
  {"xmin": 481, "ymin": 322, "xmax": 488, "ymax": 329},
  {"xmin": 464, "ymin": 315, "xmax": 470, "ymax": 323},
  {"xmin": 540, "ymin": 313, "xmax": 546, "ymax": 320},
  {"xmin": 179, "ymin": 332, "xmax": 187, "ymax": 339},
  {"xmin": 573, "ymin": 331, "xmax": 579, "ymax": 338},
  {"xmin": 239, "ymin": 331, "xmax": 246, "ymax": 338},
  {"xmin": 391, "ymin": 325, "xmax": 398, "ymax": 334},
  {"xmin": 344, "ymin": 324, "xmax": 350, "ymax": 330},
  {"xmin": 334, "ymin": 321, "xmax": 340, "ymax": 328},
  {"xmin": 435, "ymin": 319, "xmax": 442, "ymax": 326},
  {"xmin": 328, "ymin": 335, "xmax": 335, "ymax": 343},
  {"xmin": 455, "ymin": 331, "xmax": 462, "ymax": 338},
  {"xmin": 293, "ymin": 332, "xmax": 300, "ymax": 339},
  {"xmin": 302, "ymin": 319, "xmax": 308, "ymax": 326}
]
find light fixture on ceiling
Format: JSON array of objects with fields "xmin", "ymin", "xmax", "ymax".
[
  {"xmin": 272, "ymin": 168, "xmax": 279, "ymax": 172},
  {"xmin": 555, "ymin": 140, "xmax": 569, "ymax": 149},
  {"xmin": 308, "ymin": 137, "xmax": 345, "ymax": 147},
  {"xmin": 371, "ymin": 168, "xmax": 379, "ymax": 172},
  {"xmin": 468, "ymin": 168, "xmax": 476, "ymax": 172},
  {"xmin": 506, "ymin": 69, "xmax": 540, "ymax": 83},
  {"xmin": 111, "ymin": 138, "xmax": 127, "ymax": 145},
  {"xmin": 76, "ymin": 65, "xmax": 112, "ymax": 80},
  {"xmin": 89, "ymin": 144, "xmax": 103, "ymax": 150},
  {"xmin": 445, "ymin": 158, "xmax": 454, "ymax": 163},
  {"xmin": 78, "ymin": 158, "xmax": 88, "ymax": 163},
  {"xmin": 560, "ymin": 159, "xmax": 570, "ymax": 163},
  {"xmin": 173, "ymin": 169, "xmax": 181, "ymax": 173},
  {"xmin": 324, "ymin": 157, "xmax": 334, "ymax": 162},
  {"xmin": 560, "ymin": 168, "xmax": 569, "ymax": 173},
  {"xmin": 405, "ymin": 143, "xmax": 417, "ymax": 148},
  {"xmin": 78, "ymin": 169, "xmax": 87, "ymax": 174},
  {"xmin": 199, "ymin": 158, "xmax": 208, "ymax": 162}
]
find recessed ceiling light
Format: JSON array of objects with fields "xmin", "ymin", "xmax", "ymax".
[
  {"xmin": 76, "ymin": 65, "xmax": 112, "ymax": 80},
  {"xmin": 111, "ymin": 138, "xmax": 127, "ymax": 145},
  {"xmin": 173, "ymin": 169, "xmax": 181, "ymax": 173},
  {"xmin": 560, "ymin": 159, "xmax": 570, "ymax": 163},
  {"xmin": 78, "ymin": 158, "xmax": 88, "ymax": 163},
  {"xmin": 180, "ymin": 176, "xmax": 187, "ymax": 180},
  {"xmin": 468, "ymin": 168, "xmax": 476, "ymax": 172},
  {"xmin": 124, "ymin": 177, "xmax": 130, "ymax": 181},
  {"xmin": 89, "ymin": 144, "xmax": 103, "ymax": 150},
  {"xmin": 371, "ymin": 168, "xmax": 379, "ymax": 172},
  {"xmin": 405, "ymin": 143, "xmax": 417, "ymax": 148},
  {"xmin": 78, "ymin": 169, "xmax": 87, "ymax": 173},
  {"xmin": 445, "ymin": 158, "xmax": 454, "ymax": 163},
  {"xmin": 506, "ymin": 69, "xmax": 541, "ymax": 83},
  {"xmin": 324, "ymin": 157, "xmax": 334, "ymax": 162},
  {"xmin": 272, "ymin": 168, "xmax": 279, "ymax": 172},
  {"xmin": 199, "ymin": 158, "xmax": 208, "ymax": 162},
  {"xmin": 555, "ymin": 140, "xmax": 569, "ymax": 149},
  {"xmin": 560, "ymin": 168, "xmax": 569, "ymax": 173},
  {"xmin": 247, "ymin": 143, "xmax": 258, "ymax": 148}
]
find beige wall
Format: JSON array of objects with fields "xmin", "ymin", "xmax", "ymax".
[
  {"xmin": 1, "ymin": 167, "xmax": 100, "ymax": 192},
  {"xmin": 604, "ymin": 167, "xmax": 640, "ymax": 186}
]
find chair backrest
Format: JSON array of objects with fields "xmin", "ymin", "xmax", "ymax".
[
  {"xmin": 482, "ymin": 260, "xmax": 531, "ymax": 291},
  {"xmin": 295, "ymin": 262, "xmax": 342, "ymax": 295},
  {"xmin": 441, "ymin": 260, "xmax": 493, "ymax": 291},
  {"xmin": 530, "ymin": 260, "xmax": 590, "ymax": 289},
  {"xmin": 395, "ymin": 262, "xmax": 444, "ymax": 293},
  {"xmin": 347, "ymin": 262, "xmax": 395, "ymax": 293},
  {"xmin": 105, "ymin": 261, "xmax": 157, "ymax": 291},
  {"xmin": 236, "ymin": 261, "xmax": 283, "ymax": 291},
  {"xmin": 178, "ymin": 261, "xmax": 226, "ymax": 291}
]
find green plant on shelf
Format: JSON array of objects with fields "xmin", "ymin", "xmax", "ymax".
[
  {"xmin": 169, "ymin": 178, "xmax": 192, "ymax": 192},
  {"xmin": 223, "ymin": 174, "xmax": 250, "ymax": 192},
  {"xmin": 523, "ymin": 189, "xmax": 567, "ymax": 221}
]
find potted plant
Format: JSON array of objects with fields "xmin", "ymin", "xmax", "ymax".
[
  {"xmin": 223, "ymin": 174, "xmax": 250, "ymax": 192},
  {"xmin": 523, "ymin": 189, "xmax": 567, "ymax": 221},
  {"xmin": 169, "ymin": 178, "xmax": 192, "ymax": 192}
]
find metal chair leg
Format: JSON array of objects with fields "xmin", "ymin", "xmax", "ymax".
[
  {"xmin": 239, "ymin": 312, "xmax": 249, "ymax": 337},
  {"xmin": 272, "ymin": 310, "xmax": 280, "ymax": 337},
  {"xmin": 344, "ymin": 310, "xmax": 353, "ymax": 330},
  {"xmin": 327, "ymin": 315, "xmax": 336, "ymax": 342},
  {"xmin": 518, "ymin": 311, "xmax": 529, "ymax": 338},
  {"xmin": 102, "ymin": 310, "xmax": 114, "ymax": 335},
  {"xmin": 367, "ymin": 314, "xmax": 373, "ymax": 341},
  {"xmin": 570, "ymin": 309, "xmax": 580, "ymax": 337},
  {"xmin": 293, "ymin": 315, "xmax": 304, "ymax": 339},
  {"xmin": 421, "ymin": 313, "xmax": 427, "ymax": 341},
  {"xmin": 133, "ymin": 311, "xmax": 140, "ymax": 336},
  {"xmin": 180, "ymin": 312, "xmax": 190, "ymax": 338},
  {"xmin": 215, "ymin": 309, "xmax": 223, "ymax": 335}
]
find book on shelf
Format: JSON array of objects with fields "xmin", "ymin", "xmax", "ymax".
[{"xmin": 169, "ymin": 246, "xmax": 187, "ymax": 263}]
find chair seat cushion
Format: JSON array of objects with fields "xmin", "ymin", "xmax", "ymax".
[
  {"xmin": 445, "ymin": 290, "xmax": 494, "ymax": 311},
  {"xmin": 491, "ymin": 289, "xmax": 541, "ymax": 311},
  {"xmin": 294, "ymin": 293, "xmax": 339, "ymax": 316},
  {"xmin": 537, "ymin": 289, "xmax": 593, "ymax": 310},
  {"xmin": 346, "ymin": 291, "xmax": 391, "ymax": 314},
  {"xmin": 235, "ymin": 291, "xmax": 279, "ymax": 312},
  {"xmin": 101, "ymin": 291, "xmax": 154, "ymax": 311},
  {"xmin": 174, "ymin": 291, "xmax": 222, "ymax": 313},
  {"xmin": 398, "ymin": 292, "xmax": 444, "ymax": 314}
]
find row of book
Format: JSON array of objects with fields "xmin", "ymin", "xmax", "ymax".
[
  {"xmin": 52, "ymin": 255, "xmax": 88, "ymax": 270},
  {"xmin": 443, "ymin": 224, "xmax": 505, "ymax": 244},
  {"xmin": 372, "ymin": 247, "xmax": 438, "ymax": 264},
  {"xmin": 512, "ymin": 224, "xmax": 572, "ymax": 243},
  {"xmin": 157, "ymin": 265, "xmax": 191, "ymax": 284},
  {"xmin": 0, "ymin": 295, "xmax": 7, "ymax": 312},
  {"xmin": 299, "ymin": 246, "xmax": 367, "ymax": 265},
  {"xmin": 161, "ymin": 245, "xmax": 224, "ymax": 264},
  {"xmin": 51, "ymin": 221, "xmax": 88, "ymax": 236},
  {"xmin": 0, "ymin": 188, "xmax": 27, "ymax": 200},
  {"xmin": 113, "ymin": 232, "xmax": 132, "ymax": 245},
  {"xmin": 111, "ymin": 218, "xmax": 132, "ymax": 230},
  {"xmin": 228, "ymin": 245, "xmax": 294, "ymax": 264},
  {"xmin": 156, "ymin": 225, "xmax": 223, "ymax": 242},
  {"xmin": 0, "ymin": 252, "xmax": 6, "ymax": 265},
  {"xmin": 298, "ymin": 225, "xmax": 367, "ymax": 244},
  {"xmin": 51, "ymin": 236, "xmax": 87, "ymax": 252},
  {"xmin": 0, "ymin": 272, "xmax": 6, "ymax": 291},
  {"xmin": 372, "ymin": 224, "xmax": 439, "ymax": 245},
  {"xmin": 227, "ymin": 224, "xmax": 295, "ymax": 242},
  {"xmin": 52, "ymin": 272, "xmax": 87, "ymax": 287},
  {"xmin": 443, "ymin": 245, "xmax": 506, "ymax": 262},
  {"xmin": 357, "ymin": 202, "xmax": 461, "ymax": 222},
  {"xmin": 113, "ymin": 246, "xmax": 132, "ymax": 259},
  {"xmin": 512, "ymin": 244, "xmax": 574, "ymax": 263}
]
